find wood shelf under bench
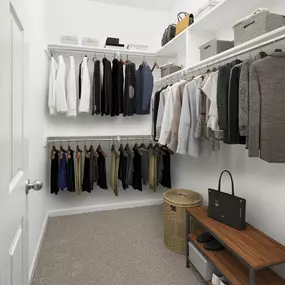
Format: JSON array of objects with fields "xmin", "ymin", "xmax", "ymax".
[{"xmin": 186, "ymin": 207, "xmax": 285, "ymax": 285}]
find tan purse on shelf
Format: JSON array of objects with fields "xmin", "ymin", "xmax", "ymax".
[{"xmin": 176, "ymin": 12, "xmax": 194, "ymax": 36}]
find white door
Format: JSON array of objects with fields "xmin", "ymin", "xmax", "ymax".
[{"xmin": 0, "ymin": 1, "xmax": 43, "ymax": 285}]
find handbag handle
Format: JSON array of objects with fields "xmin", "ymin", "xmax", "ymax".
[
  {"xmin": 218, "ymin": 170, "xmax": 235, "ymax": 196},
  {"xmin": 177, "ymin": 12, "xmax": 189, "ymax": 21}
]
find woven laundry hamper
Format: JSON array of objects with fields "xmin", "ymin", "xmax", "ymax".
[{"xmin": 164, "ymin": 189, "xmax": 202, "ymax": 254}]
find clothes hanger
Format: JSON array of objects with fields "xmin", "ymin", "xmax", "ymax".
[
  {"xmin": 125, "ymin": 139, "xmax": 131, "ymax": 153},
  {"xmin": 119, "ymin": 142, "xmax": 128, "ymax": 158},
  {"xmin": 52, "ymin": 140, "xmax": 57, "ymax": 152},
  {"xmin": 76, "ymin": 140, "xmax": 82, "ymax": 153},
  {"xmin": 151, "ymin": 58, "xmax": 159, "ymax": 72},
  {"xmin": 60, "ymin": 141, "xmax": 67, "ymax": 153}
]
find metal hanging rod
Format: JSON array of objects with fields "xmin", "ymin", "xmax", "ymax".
[
  {"xmin": 45, "ymin": 135, "xmax": 153, "ymax": 147},
  {"xmin": 155, "ymin": 33, "xmax": 285, "ymax": 86},
  {"xmin": 46, "ymin": 44, "xmax": 177, "ymax": 59}
]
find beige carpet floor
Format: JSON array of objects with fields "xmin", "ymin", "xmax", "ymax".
[{"xmin": 32, "ymin": 205, "xmax": 204, "ymax": 285}]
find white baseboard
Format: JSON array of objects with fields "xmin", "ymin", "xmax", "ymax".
[
  {"xmin": 28, "ymin": 213, "xmax": 48, "ymax": 284},
  {"xmin": 48, "ymin": 198, "xmax": 163, "ymax": 217}
]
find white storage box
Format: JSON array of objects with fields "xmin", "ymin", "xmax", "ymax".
[
  {"xmin": 82, "ymin": 37, "xmax": 99, "ymax": 47},
  {"xmin": 189, "ymin": 241, "xmax": 214, "ymax": 281},
  {"xmin": 60, "ymin": 35, "xmax": 78, "ymax": 45},
  {"xmin": 127, "ymin": 44, "xmax": 148, "ymax": 52}
]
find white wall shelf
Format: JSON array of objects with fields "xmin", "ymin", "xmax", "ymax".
[
  {"xmin": 155, "ymin": 0, "xmax": 283, "ymax": 64},
  {"xmin": 154, "ymin": 25, "xmax": 285, "ymax": 85},
  {"xmin": 47, "ymin": 43, "xmax": 177, "ymax": 59},
  {"xmin": 155, "ymin": 28, "xmax": 187, "ymax": 57}
]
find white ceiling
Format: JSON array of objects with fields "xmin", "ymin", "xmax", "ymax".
[{"xmin": 89, "ymin": 0, "xmax": 175, "ymax": 11}]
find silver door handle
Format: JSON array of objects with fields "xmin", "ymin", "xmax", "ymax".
[{"xmin": 26, "ymin": 179, "xmax": 43, "ymax": 194}]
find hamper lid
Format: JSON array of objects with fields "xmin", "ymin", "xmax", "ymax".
[{"xmin": 164, "ymin": 189, "xmax": 202, "ymax": 207}]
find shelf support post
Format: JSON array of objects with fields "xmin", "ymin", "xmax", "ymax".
[
  {"xmin": 250, "ymin": 268, "xmax": 255, "ymax": 285},
  {"xmin": 186, "ymin": 210, "xmax": 190, "ymax": 268}
]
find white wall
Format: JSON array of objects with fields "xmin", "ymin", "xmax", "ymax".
[
  {"xmin": 26, "ymin": 0, "xmax": 170, "ymax": 281},
  {"xmin": 48, "ymin": 0, "xmax": 169, "ymax": 52}
]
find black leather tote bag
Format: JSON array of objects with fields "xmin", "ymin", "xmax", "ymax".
[
  {"xmin": 161, "ymin": 24, "xmax": 176, "ymax": 46},
  {"xmin": 208, "ymin": 170, "xmax": 246, "ymax": 230}
]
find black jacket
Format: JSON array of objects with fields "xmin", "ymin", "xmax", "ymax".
[
  {"xmin": 112, "ymin": 59, "xmax": 124, "ymax": 116},
  {"xmin": 92, "ymin": 60, "xmax": 101, "ymax": 115},
  {"xmin": 217, "ymin": 60, "xmax": 242, "ymax": 144},
  {"xmin": 124, "ymin": 62, "xmax": 136, "ymax": 116},
  {"xmin": 102, "ymin": 58, "xmax": 112, "ymax": 115}
]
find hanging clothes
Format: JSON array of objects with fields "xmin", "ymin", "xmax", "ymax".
[
  {"xmin": 66, "ymin": 56, "xmax": 77, "ymax": 117},
  {"xmin": 89, "ymin": 146, "xmax": 98, "ymax": 191},
  {"xmin": 110, "ymin": 146, "xmax": 120, "ymax": 196},
  {"xmin": 125, "ymin": 145, "xmax": 134, "ymax": 187},
  {"xmin": 135, "ymin": 62, "xmax": 154, "ymax": 115},
  {"xmin": 112, "ymin": 58, "xmax": 124, "ymax": 116},
  {"xmin": 82, "ymin": 149, "xmax": 91, "ymax": 192},
  {"xmin": 238, "ymin": 53, "xmax": 267, "ymax": 138},
  {"xmin": 97, "ymin": 147, "xmax": 108, "ymax": 190},
  {"xmin": 202, "ymin": 70, "xmax": 220, "ymax": 133},
  {"xmin": 102, "ymin": 57, "xmax": 113, "ymax": 116},
  {"xmin": 67, "ymin": 148, "xmax": 75, "ymax": 192},
  {"xmin": 156, "ymin": 87, "xmax": 170, "ymax": 141},
  {"xmin": 140, "ymin": 145, "xmax": 149, "ymax": 186},
  {"xmin": 48, "ymin": 57, "xmax": 57, "ymax": 115},
  {"xmin": 152, "ymin": 88, "xmax": 164, "ymax": 141},
  {"xmin": 55, "ymin": 55, "xmax": 67, "ymax": 113},
  {"xmin": 79, "ymin": 59, "xmax": 83, "ymax": 100},
  {"xmin": 148, "ymin": 148, "xmax": 157, "ymax": 192},
  {"xmin": 75, "ymin": 147, "xmax": 83, "ymax": 194},
  {"xmin": 132, "ymin": 146, "xmax": 142, "ymax": 191},
  {"xmin": 177, "ymin": 76, "xmax": 212, "ymax": 158},
  {"xmin": 124, "ymin": 61, "xmax": 136, "ymax": 116},
  {"xmin": 217, "ymin": 60, "xmax": 242, "ymax": 144},
  {"xmin": 58, "ymin": 151, "xmax": 68, "ymax": 190},
  {"xmin": 249, "ymin": 52, "xmax": 285, "ymax": 162},
  {"xmin": 169, "ymin": 81, "xmax": 188, "ymax": 152},
  {"xmin": 159, "ymin": 81, "xmax": 187, "ymax": 151},
  {"xmin": 161, "ymin": 148, "xmax": 171, "ymax": 189},
  {"xmin": 118, "ymin": 144, "xmax": 128, "ymax": 190},
  {"xmin": 50, "ymin": 148, "xmax": 59, "ymax": 194},
  {"xmin": 78, "ymin": 56, "xmax": 91, "ymax": 113},
  {"xmin": 228, "ymin": 64, "xmax": 246, "ymax": 144},
  {"xmin": 92, "ymin": 59, "xmax": 102, "ymax": 115}
]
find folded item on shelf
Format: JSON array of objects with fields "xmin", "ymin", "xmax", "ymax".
[
  {"xmin": 196, "ymin": 232, "xmax": 215, "ymax": 243},
  {"xmin": 105, "ymin": 37, "xmax": 119, "ymax": 45},
  {"xmin": 204, "ymin": 239, "xmax": 225, "ymax": 251}
]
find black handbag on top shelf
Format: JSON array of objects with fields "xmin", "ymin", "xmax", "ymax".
[
  {"xmin": 208, "ymin": 170, "xmax": 246, "ymax": 230},
  {"xmin": 161, "ymin": 24, "xmax": 176, "ymax": 47}
]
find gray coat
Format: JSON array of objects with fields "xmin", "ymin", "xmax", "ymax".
[
  {"xmin": 135, "ymin": 63, "xmax": 153, "ymax": 115},
  {"xmin": 249, "ymin": 52, "xmax": 285, "ymax": 162}
]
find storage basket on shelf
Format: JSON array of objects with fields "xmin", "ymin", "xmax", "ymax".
[
  {"xmin": 164, "ymin": 189, "xmax": 202, "ymax": 254},
  {"xmin": 233, "ymin": 9, "xmax": 285, "ymax": 46}
]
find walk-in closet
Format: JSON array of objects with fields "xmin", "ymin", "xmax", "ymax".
[{"xmin": 1, "ymin": 0, "xmax": 285, "ymax": 284}]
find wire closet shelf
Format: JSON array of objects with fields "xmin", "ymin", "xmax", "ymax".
[
  {"xmin": 155, "ymin": 33, "xmax": 285, "ymax": 87},
  {"xmin": 46, "ymin": 44, "xmax": 177, "ymax": 60},
  {"xmin": 45, "ymin": 135, "xmax": 153, "ymax": 148}
]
